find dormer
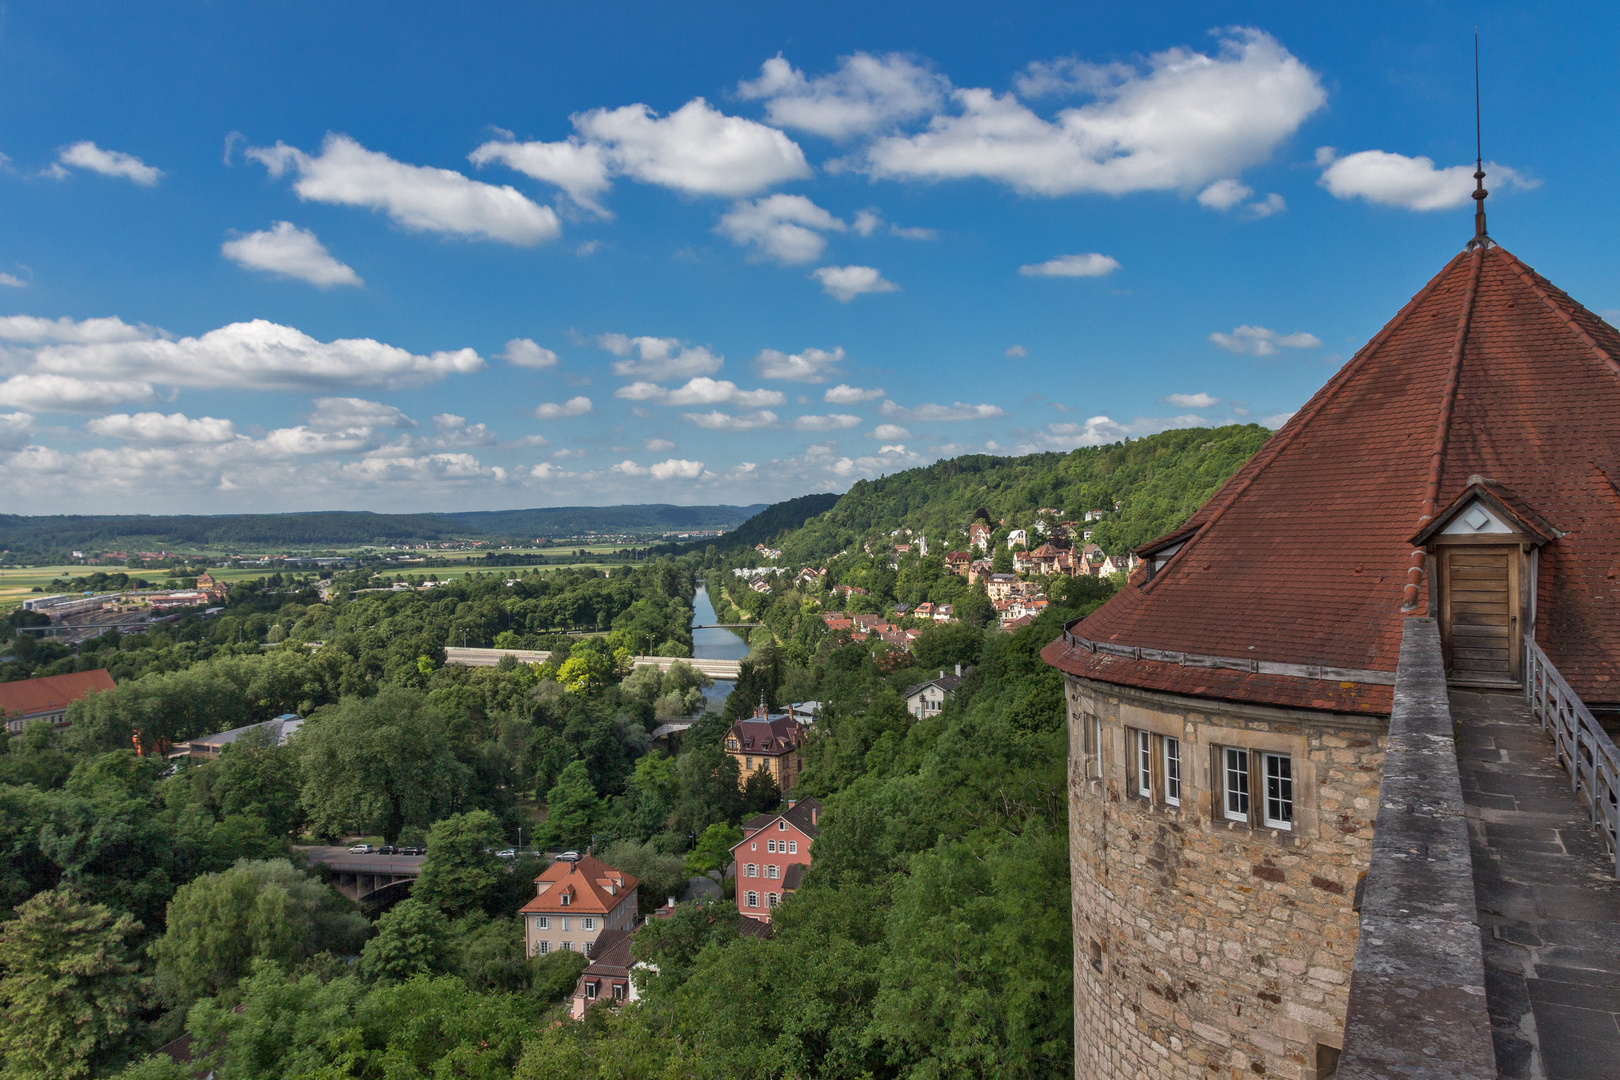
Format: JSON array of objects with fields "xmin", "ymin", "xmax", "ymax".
[
  {"xmin": 1411, "ymin": 476, "xmax": 1560, "ymax": 687},
  {"xmin": 1134, "ymin": 529, "xmax": 1198, "ymax": 586}
]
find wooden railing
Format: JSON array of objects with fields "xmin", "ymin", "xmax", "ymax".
[{"xmin": 1524, "ymin": 640, "xmax": 1620, "ymax": 877}]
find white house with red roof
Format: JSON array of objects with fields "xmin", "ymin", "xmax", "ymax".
[{"xmin": 520, "ymin": 853, "xmax": 638, "ymax": 958}]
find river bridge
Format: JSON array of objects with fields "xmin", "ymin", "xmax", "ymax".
[
  {"xmin": 443, "ymin": 646, "xmax": 742, "ymax": 680},
  {"xmin": 299, "ymin": 846, "xmax": 423, "ymax": 905}
]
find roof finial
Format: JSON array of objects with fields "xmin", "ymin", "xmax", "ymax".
[{"xmin": 1469, "ymin": 28, "xmax": 1491, "ymax": 248}]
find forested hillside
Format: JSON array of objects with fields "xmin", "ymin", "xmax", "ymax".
[{"xmin": 706, "ymin": 424, "xmax": 1272, "ymax": 563}]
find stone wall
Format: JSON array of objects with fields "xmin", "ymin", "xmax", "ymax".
[{"xmin": 1066, "ymin": 676, "xmax": 1388, "ymax": 1080}]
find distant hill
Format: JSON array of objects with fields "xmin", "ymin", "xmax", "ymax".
[
  {"xmin": 438, "ymin": 504, "xmax": 767, "ymax": 538},
  {"xmin": 745, "ymin": 425, "xmax": 1273, "ymax": 564},
  {"xmin": 707, "ymin": 493, "xmax": 841, "ymax": 551},
  {"xmin": 0, "ymin": 503, "xmax": 769, "ymax": 558}
]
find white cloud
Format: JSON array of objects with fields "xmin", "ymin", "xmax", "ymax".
[
  {"xmin": 1317, "ymin": 149, "xmax": 1534, "ymax": 211},
  {"xmin": 0, "ymin": 412, "xmax": 34, "ymax": 451},
  {"xmin": 644, "ymin": 437, "xmax": 675, "ymax": 451},
  {"xmin": 54, "ymin": 141, "xmax": 162, "ymax": 185},
  {"xmin": 889, "ymin": 224, "xmax": 937, "ymax": 240},
  {"xmin": 1208, "ymin": 325, "xmax": 1321, "ymax": 356},
  {"xmin": 614, "ymin": 377, "xmax": 784, "ymax": 408},
  {"xmin": 88, "ymin": 411, "xmax": 239, "ymax": 445},
  {"xmin": 737, "ymin": 52, "xmax": 948, "ymax": 139},
  {"xmin": 0, "ymin": 374, "xmax": 155, "ymax": 412},
  {"xmin": 852, "ymin": 210, "xmax": 882, "ymax": 236},
  {"xmin": 1032, "ymin": 413, "xmax": 1209, "ymax": 449},
  {"xmin": 530, "ymin": 462, "xmax": 573, "ymax": 480},
  {"xmin": 1005, "ymin": 345, "xmax": 1028, "ymax": 358},
  {"xmin": 534, "ymin": 396, "xmax": 593, "ymax": 418},
  {"xmin": 1244, "ymin": 192, "xmax": 1286, "ymax": 218},
  {"xmin": 309, "ymin": 397, "xmax": 416, "ymax": 431},
  {"xmin": 471, "ymin": 98, "xmax": 809, "ymax": 210},
  {"xmin": 870, "ymin": 423, "xmax": 911, "ymax": 439},
  {"xmin": 613, "ymin": 457, "xmax": 706, "ymax": 479},
  {"xmin": 812, "ymin": 264, "xmax": 899, "ymax": 302},
  {"xmin": 468, "ymin": 138, "xmax": 612, "ymax": 216},
  {"xmin": 682, "ymin": 410, "xmax": 780, "ymax": 430},
  {"xmin": 1197, "ymin": 178, "xmax": 1251, "ymax": 210},
  {"xmin": 866, "ymin": 29, "xmax": 1324, "ymax": 196},
  {"xmin": 824, "ymin": 383, "xmax": 885, "ymax": 404},
  {"xmin": 753, "ymin": 345, "xmax": 845, "ymax": 382},
  {"xmin": 260, "ymin": 426, "xmax": 381, "ymax": 455},
  {"xmin": 1019, "ymin": 253, "xmax": 1119, "ymax": 278},
  {"xmin": 880, "ymin": 399, "xmax": 1006, "ymax": 422},
  {"xmin": 597, "ymin": 334, "xmax": 724, "ymax": 381},
  {"xmin": 339, "ymin": 452, "xmax": 503, "ymax": 484},
  {"xmin": 248, "ymin": 134, "xmax": 560, "ymax": 245},
  {"xmin": 0, "ymin": 315, "xmax": 151, "ymax": 344},
  {"xmin": 6, "ymin": 315, "xmax": 484, "ymax": 391},
  {"xmin": 222, "ymin": 221, "xmax": 362, "ymax": 287},
  {"xmin": 792, "ymin": 413, "xmax": 861, "ymax": 430},
  {"xmin": 1160, "ymin": 392, "xmax": 1218, "ymax": 408},
  {"xmin": 0, "ymin": 274, "xmax": 26, "ymax": 288},
  {"xmin": 550, "ymin": 448, "xmax": 586, "ymax": 459},
  {"xmin": 498, "ymin": 338, "xmax": 558, "ymax": 369},
  {"xmin": 716, "ymin": 194, "xmax": 845, "ymax": 264}
]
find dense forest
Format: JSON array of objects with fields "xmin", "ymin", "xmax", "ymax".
[
  {"xmin": 0, "ymin": 428, "xmax": 1269, "ymax": 1079},
  {"xmin": 0, "ymin": 504, "xmax": 767, "ymax": 559}
]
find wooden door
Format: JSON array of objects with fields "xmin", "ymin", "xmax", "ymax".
[{"xmin": 1441, "ymin": 547, "xmax": 1519, "ymax": 683}]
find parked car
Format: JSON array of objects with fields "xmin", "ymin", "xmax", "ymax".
[
  {"xmin": 496, "ymin": 848, "xmax": 516, "ymax": 859},
  {"xmin": 378, "ymin": 845, "xmax": 398, "ymax": 855},
  {"xmin": 399, "ymin": 846, "xmax": 424, "ymax": 856},
  {"xmin": 348, "ymin": 844, "xmax": 374, "ymax": 854}
]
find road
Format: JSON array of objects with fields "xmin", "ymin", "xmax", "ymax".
[{"xmin": 443, "ymin": 646, "xmax": 742, "ymax": 680}]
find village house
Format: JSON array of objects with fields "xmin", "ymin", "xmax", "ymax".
[
  {"xmin": 732, "ymin": 798, "xmax": 821, "ymax": 922},
  {"xmin": 1006, "ymin": 528, "xmax": 1028, "ymax": 548},
  {"xmin": 903, "ymin": 666, "xmax": 967, "ymax": 719},
  {"xmin": 931, "ymin": 603, "xmax": 954, "ymax": 622},
  {"xmin": 830, "ymin": 584, "xmax": 867, "ymax": 598},
  {"xmin": 794, "ymin": 567, "xmax": 822, "ymax": 588},
  {"xmin": 819, "ymin": 612, "xmax": 854, "ymax": 632},
  {"xmin": 983, "ymin": 573, "xmax": 1021, "ymax": 601},
  {"xmin": 966, "ymin": 559, "xmax": 993, "ymax": 584},
  {"xmin": 944, "ymin": 550, "xmax": 971, "ymax": 576},
  {"xmin": 968, "ymin": 521, "xmax": 992, "ymax": 551},
  {"xmin": 0, "ymin": 669, "xmax": 116, "ymax": 734},
  {"xmin": 723, "ymin": 710, "xmax": 807, "ymax": 792},
  {"xmin": 569, "ymin": 928, "xmax": 644, "ymax": 1019},
  {"xmin": 520, "ymin": 854, "xmax": 639, "ymax": 958},
  {"xmin": 1043, "ymin": 205, "xmax": 1620, "ymax": 1078}
]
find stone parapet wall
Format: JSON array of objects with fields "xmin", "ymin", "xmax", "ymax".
[{"xmin": 1066, "ymin": 677, "xmax": 1387, "ymax": 1080}]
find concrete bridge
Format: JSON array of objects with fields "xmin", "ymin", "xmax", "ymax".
[
  {"xmin": 443, "ymin": 646, "xmax": 741, "ymax": 680},
  {"xmin": 299, "ymin": 846, "xmax": 423, "ymax": 905}
]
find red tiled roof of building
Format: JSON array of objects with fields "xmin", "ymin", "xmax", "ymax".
[
  {"xmin": 727, "ymin": 715, "xmax": 801, "ymax": 757},
  {"xmin": 1045, "ymin": 241, "xmax": 1620, "ymax": 708},
  {"xmin": 519, "ymin": 854, "xmax": 638, "ymax": 916},
  {"xmin": 0, "ymin": 669, "xmax": 116, "ymax": 720}
]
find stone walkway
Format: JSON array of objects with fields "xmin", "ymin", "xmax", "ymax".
[{"xmin": 1451, "ymin": 689, "xmax": 1620, "ymax": 1079}]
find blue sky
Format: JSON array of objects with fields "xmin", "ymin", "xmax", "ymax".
[{"xmin": 3, "ymin": 1, "xmax": 1617, "ymax": 514}]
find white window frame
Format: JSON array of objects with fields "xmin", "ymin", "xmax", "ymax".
[
  {"xmin": 746, "ymin": 891, "xmax": 759, "ymax": 907},
  {"xmin": 561, "ymin": 916, "xmax": 570, "ymax": 931},
  {"xmin": 612, "ymin": 983, "xmax": 625, "ymax": 1001},
  {"xmin": 778, "ymin": 821, "xmax": 787, "ymax": 831},
  {"xmin": 560, "ymin": 940, "xmax": 573, "ymax": 951},
  {"xmin": 768, "ymin": 892, "xmax": 778, "ymax": 908},
  {"xmin": 1223, "ymin": 747, "xmax": 1251, "ymax": 823},
  {"xmin": 767, "ymin": 864, "xmax": 779, "ymax": 879},
  {"xmin": 536, "ymin": 916, "xmax": 549, "ymax": 930},
  {"xmin": 582, "ymin": 917, "xmax": 595, "ymax": 931},
  {"xmin": 1263, "ymin": 752, "xmax": 1294, "ymax": 831},
  {"xmin": 767, "ymin": 839, "xmax": 776, "ymax": 853},
  {"xmin": 560, "ymin": 893, "xmax": 570, "ymax": 906},
  {"xmin": 1135, "ymin": 729, "xmax": 1152, "ymax": 799},
  {"xmin": 1163, "ymin": 736, "xmax": 1181, "ymax": 807},
  {"xmin": 538, "ymin": 940, "xmax": 550, "ymax": 955},
  {"xmin": 788, "ymin": 841, "xmax": 797, "ymax": 854}
]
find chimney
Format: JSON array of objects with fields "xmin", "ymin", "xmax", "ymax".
[
  {"xmin": 787, "ymin": 798, "xmax": 797, "ymax": 809},
  {"xmin": 939, "ymin": 669, "xmax": 944, "ymax": 679},
  {"xmin": 955, "ymin": 663, "xmax": 962, "ymax": 677},
  {"xmin": 668, "ymin": 896, "xmax": 676, "ymax": 909},
  {"xmin": 810, "ymin": 805, "xmax": 818, "ymax": 826}
]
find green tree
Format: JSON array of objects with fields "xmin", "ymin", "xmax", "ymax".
[
  {"xmin": 0, "ymin": 889, "xmax": 145, "ymax": 1080},
  {"xmin": 684, "ymin": 822, "xmax": 743, "ymax": 881},
  {"xmin": 536, "ymin": 760, "xmax": 605, "ymax": 851},
  {"xmin": 741, "ymin": 766, "xmax": 781, "ymax": 814},
  {"xmin": 296, "ymin": 686, "xmax": 467, "ymax": 843},
  {"xmin": 209, "ymin": 730, "xmax": 305, "ymax": 839},
  {"xmin": 600, "ymin": 839, "xmax": 688, "ymax": 914},
  {"xmin": 529, "ymin": 949, "xmax": 590, "ymax": 1005},
  {"xmin": 150, "ymin": 858, "xmax": 368, "ymax": 1004},
  {"xmin": 412, "ymin": 810, "xmax": 505, "ymax": 916},
  {"xmin": 359, "ymin": 898, "xmax": 453, "ymax": 983},
  {"xmin": 992, "ymin": 544, "xmax": 1014, "ymax": 572}
]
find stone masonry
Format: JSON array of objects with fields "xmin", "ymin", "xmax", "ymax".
[{"xmin": 1066, "ymin": 676, "xmax": 1387, "ymax": 1080}]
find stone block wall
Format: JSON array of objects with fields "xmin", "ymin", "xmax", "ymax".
[{"xmin": 1066, "ymin": 676, "xmax": 1387, "ymax": 1080}]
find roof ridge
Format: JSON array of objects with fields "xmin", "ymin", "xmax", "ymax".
[
  {"xmin": 1492, "ymin": 247, "xmax": 1620, "ymax": 379},
  {"xmin": 1402, "ymin": 246, "xmax": 1484, "ymax": 612},
  {"xmin": 1138, "ymin": 251, "xmax": 1471, "ymax": 590}
]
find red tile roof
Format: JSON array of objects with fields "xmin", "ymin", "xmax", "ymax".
[
  {"xmin": 1045, "ymin": 241, "xmax": 1620, "ymax": 709},
  {"xmin": 519, "ymin": 854, "xmax": 638, "ymax": 916},
  {"xmin": 0, "ymin": 669, "xmax": 116, "ymax": 720}
]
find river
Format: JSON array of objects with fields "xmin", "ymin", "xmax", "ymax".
[{"xmin": 690, "ymin": 582, "xmax": 748, "ymax": 712}]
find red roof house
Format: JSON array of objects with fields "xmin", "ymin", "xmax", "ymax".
[{"xmin": 0, "ymin": 669, "xmax": 116, "ymax": 733}]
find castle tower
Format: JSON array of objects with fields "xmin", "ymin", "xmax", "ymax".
[{"xmin": 1043, "ymin": 234, "xmax": 1620, "ymax": 1078}]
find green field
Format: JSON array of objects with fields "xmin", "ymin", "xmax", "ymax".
[{"xmin": 0, "ymin": 547, "xmax": 646, "ymax": 613}]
